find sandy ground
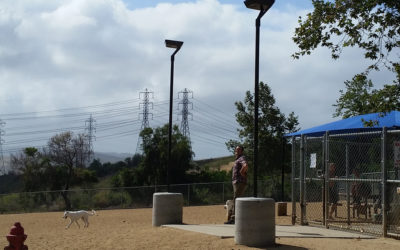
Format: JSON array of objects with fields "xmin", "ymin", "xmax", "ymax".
[{"xmin": 1, "ymin": 205, "xmax": 400, "ymax": 250}]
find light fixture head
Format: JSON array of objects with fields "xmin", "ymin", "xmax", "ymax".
[
  {"xmin": 244, "ymin": 0, "xmax": 275, "ymax": 11},
  {"xmin": 165, "ymin": 39, "xmax": 184, "ymax": 49}
]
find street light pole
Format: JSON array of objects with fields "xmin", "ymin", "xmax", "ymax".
[
  {"xmin": 244, "ymin": 0, "xmax": 274, "ymax": 197},
  {"xmin": 165, "ymin": 39, "xmax": 183, "ymax": 192}
]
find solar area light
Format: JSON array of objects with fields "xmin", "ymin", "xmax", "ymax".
[
  {"xmin": 165, "ymin": 39, "xmax": 183, "ymax": 51},
  {"xmin": 244, "ymin": 0, "xmax": 275, "ymax": 11},
  {"xmin": 244, "ymin": 0, "xmax": 274, "ymax": 197},
  {"xmin": 165, "ymin": 39, "xmax": 183, "ymax": 191}
]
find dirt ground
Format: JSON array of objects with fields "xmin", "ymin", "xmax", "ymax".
[{"xmin": 1, "ymin": 204, "xmax": 400, "ymax": 250}]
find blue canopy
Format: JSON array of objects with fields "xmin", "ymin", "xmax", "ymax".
[{"xmin": 286, "ymin": 111, "xmax": 400, "ymax": 137}]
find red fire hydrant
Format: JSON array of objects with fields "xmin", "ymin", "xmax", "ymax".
[{"xmin": 4, "ymin": 222, "xmax": 28, "ymax": 250}]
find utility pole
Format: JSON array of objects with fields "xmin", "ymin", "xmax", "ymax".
[
  {"xmin": 85, "ymin": 114, "xmax": 96, "ymax": 167},
  {"xmin": 0, "ymin": 120, "xmax": 5, "ymax": 175},
  {"xmin": 178, "ymin": 88, "xmax": 193, "ymax": 139},
  {"xmin": 136, "ymin": 89, "xmax": 153, "ymax": 154}
]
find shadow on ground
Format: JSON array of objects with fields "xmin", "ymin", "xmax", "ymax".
[{"xmin": 255, "ymin": 243, "xmax": 307, "ymax": 249}]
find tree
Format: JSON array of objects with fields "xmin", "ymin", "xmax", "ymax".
[
  {"xmin": 89, "ymin": 154, "xmax": 142, "ymax": 178},
  {"xmin": 45, "ymin": 131, "xmax": 92, "ymax": 209},
  {"xmin": 293, "ymin": 0, "xmax": 399, "ymax": 74},
  {"xmin": 333, "ymin": 74, "xmax": 400, "ymax": 122},
  {"xmin": 125, "ymin": 154, "xmax": 143, "ymax": 168},
  {"xmin": 227, "ymin": 82, "xmax": 299, "ymax": 178},
  {"xmin": 11, "ymin": 147, "xmax": 50, "ymax": 192},
  {"xmin": 293, "ymin": 0, "xmax": 400, "ymax": 118},
  {"xmin": 120, "ymin": 125, "xmax": 193, "ymax": 187}
]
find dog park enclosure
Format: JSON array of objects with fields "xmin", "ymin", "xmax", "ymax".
[{"xmin": 289, "ymin": 112, "xmax": 400, "ymax": 237}]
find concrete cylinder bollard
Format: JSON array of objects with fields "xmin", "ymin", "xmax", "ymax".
[
  {"xmin": 235, "ymin": 197, "xmax": 275, "ymax": 247},
  {"xmin": 152, "ymin": 192, "xmax": 183, "ymax": 227},
  {"xmin": 277, "ymin": 202, "xmax": 287, "ymax": 216}
]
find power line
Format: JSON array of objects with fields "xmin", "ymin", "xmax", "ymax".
[
  {"xmin": 192, "ymin": 97, "xmax": 235, "ymax": 121},
  {"xmin": 0, "ymin": 98, "xmax": 141, "ymax": 117},
  {"xmin": 0, "ymin": 94, "xmax": 239, "ymax": 160}
]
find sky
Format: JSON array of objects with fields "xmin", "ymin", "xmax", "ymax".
[{"xmin": 0, "ymin": 0, "xmax": 396, "ymax": 166}]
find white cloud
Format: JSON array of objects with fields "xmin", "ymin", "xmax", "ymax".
[{"xmin": 0, "ymin": 0, "xmax": 395, "ymax": 160}]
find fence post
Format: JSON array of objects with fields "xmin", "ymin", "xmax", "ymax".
[
  {"xmin": 222, "ymin": 182, "xmax": 225, "ymax": 203},
  {"xmin": 188, "ymin": 184, "xmax": 190, "ymax": 206},
  {"xmin": 381, "ymin": 126, "xmax": 387, "ymax": 237},
  {"xmin": 324, "ymin": 131, "xmax": 330, "ymax": 228},
  {"xmin": 346, "ymin": 144, "xmax": 350, "ymax": 225},
  {"xmin": 281, "ymin": 137, "xmax": 286, "ymax": 201},
  {"xmin": 321, "ymin": 135, "xmax": 325, "ymax": 225},
  {"xmin": 291, "ymin": 136, "xmax": 296, "ymax": 225},
  {"xmin": 300, "ymin": 134, "xmax": 306, "ymax": 225}
]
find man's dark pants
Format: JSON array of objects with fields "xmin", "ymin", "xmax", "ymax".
[{"xmin": 228, "ymin": 182, "xmax": 247, "ymax": 222}]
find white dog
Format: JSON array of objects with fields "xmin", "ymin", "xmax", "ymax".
[
  {"xmin": 224, "ymin": 200, "xmax": 234, "ymax": 221},
  {"xmin": 62, "ymin": 210, "xmax": 97, "ymax": 229}
]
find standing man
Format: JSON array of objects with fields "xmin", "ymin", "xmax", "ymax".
[{"xmin": 225, "ymin": 145, "xmax": 249, "ymax": 224}]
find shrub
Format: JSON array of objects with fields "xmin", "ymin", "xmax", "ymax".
[
  {"xmin": 93, "ymin": 190, "xmax": 132, "ymax": 209},
  {"xmin": 0, "ymin": 194, "xmax": 24, "ymax": 213}
]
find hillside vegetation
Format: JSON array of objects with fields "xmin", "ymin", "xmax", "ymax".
[
  {"xmin": 0, "ymin": 156, "xmax": 233, "ymax": 194},
  {"xmin": 195, "ymin": 156, "xmax": 233, "ymax": 172}
]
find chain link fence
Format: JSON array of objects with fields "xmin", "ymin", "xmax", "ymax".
[
  {"xmin": 0, "ymin": 180, "xmax": 279, "ymax": 214},
  {"xmin": 291, "ymin": 129, "xmax": 400, "ymax": 238}
]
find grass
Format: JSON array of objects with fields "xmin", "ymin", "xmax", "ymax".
[{"xmin": 195, "ymin": 155, "xmax": 233, "ymax": 171}]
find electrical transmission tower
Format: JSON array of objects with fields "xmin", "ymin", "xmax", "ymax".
[
  {"xmin": 0, "ymin": 120, "xmax": 5, "ymax": 175},
  {"xmin": 178, "ymin": 88, "xmax": 193, "ymax": 139},
  {"xmin": 85, "ymin": 114, "xmax": 96, "ymax": 166},
  {"xmin": 136, "ymin": 89, "xmax": 153, "ymax": 154}
]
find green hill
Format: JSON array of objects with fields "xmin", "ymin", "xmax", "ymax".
[{"xmin": 195, "ymin": 156, "xmax": 233, "ymax": 172}]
